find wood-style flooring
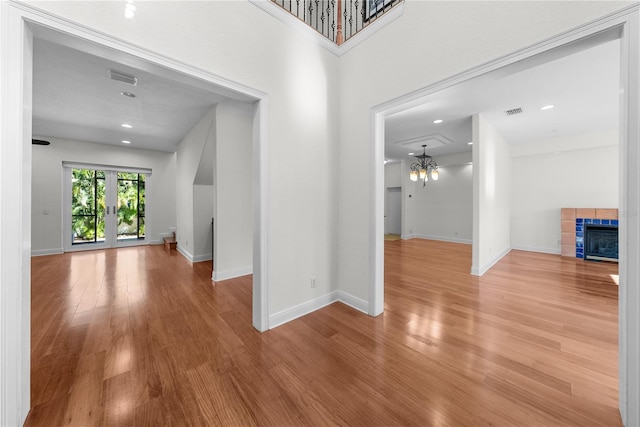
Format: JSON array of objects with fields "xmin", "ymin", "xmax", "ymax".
[{"xmin": 26, "ymin": 239, "xmax": 620, "ymax": 426}]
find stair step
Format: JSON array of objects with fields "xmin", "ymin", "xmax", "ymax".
[{"xmin": 163, "ymin": 236, "xmax": 177, "ymax": 250}]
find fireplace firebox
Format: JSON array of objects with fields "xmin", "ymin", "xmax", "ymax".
[{"xmin": 584, "ymin": 224, "xmax": 619, "ymax": 261}]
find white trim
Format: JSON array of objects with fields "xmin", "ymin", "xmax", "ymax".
[
  {"xmin": 31, "ymin": 248, "xmax": 63, "ymax": 257},
  {"xmin": 370, "ymin": 14, "xmax": 640, "ymax": 421},
  {"xmin": 1, "ymin": 1, "xmax": 270, "ymax": 335},
  {"xmin": 268, "ymin": 291, "xmax": 369, "ymax": 329},
  {"xmin": 192, "ymin": 254, "xmax": 212, "ymax": 263},
  {"xmin": 0, "ymin": 3, "xmax": 32, "ymax": 423},
  {"xmin": 336, "ymin": 291, "xmax": 369, "ymax": 314},
  {"xmin": 370, "ymin": 2, "xmax": 639, "ymax": 359},
  {"xmin": 470, "ymin": 247, "xmax": 512, "ymax": 277},
  {"xmin": 177, "ymin": 245, "xmax": 195, "ymax": 262},
  {"xmin": 62, "ymin": 161, "xmax": 151, "ymax": 175},
  {"xmin": 249, "ymin": 0, "xmax": 405, "ymax": 57},
  {"xmin": 618, "ymin": 7, "xmax": 640, "ymax": 426},
  {"xmin": 404, "ymin": 234, "xmax": 472, "ymax": 245},
  {"xmin": 213, "ymin": 265, "xmax": 252, "ymax": 282},
  {"xmin": 252, "ymin": 99, "xmax": 270, "ymax": 332},
  {"xmin": 370, "ymin": 110, "xmax": 385, "ymax": 317},
  {"xmin": 511, "ymin": 245, "xmax": 561, "ymax": 255},
  {"xmin": 269, "ymin": 291, "xmax": 338, "ymax": 329}
]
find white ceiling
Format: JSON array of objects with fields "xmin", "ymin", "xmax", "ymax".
[
  {"xmin": 32, "ymin": 27, "xmax": 619, "ymax": 157},
  {"xmin": 385, "ymin": 37, "xmax": 620, "ymax": 162},
  {"xmin": 33, "ymin": 38, "xmax": 231, "ymax": 152}
]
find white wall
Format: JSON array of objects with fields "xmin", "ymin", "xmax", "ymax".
[
  {"xmin": 403, "ymin": 152, "xmax": 473, "ymax": 243},
  {"xmin": 31, "ymin": 136, "xmax": 176, "ymax": 254},
  {"xmin": 193, "ymin": 184, "xmax": 214, "ymax": 261},
  {"xmin": 214, "ymin": 100, "xmax": 254, "ymax": 280},
  {"xmin": 472, "ymin": 114, "xmax": 511, "ymax": 275},
  {"xmin": 511, "ymin": 130, "xmax": 619, "ymax": 254},
  {"xmin": 384, "ymin": 161, "xmax": 401, "ymax": 187},
  {"xmin": 384, "ymin": 162, "xmax": 401, "ymax": 234},
  {"xmin": 176, "ymin": 106, "xmax": 216, "ymax": 261}
]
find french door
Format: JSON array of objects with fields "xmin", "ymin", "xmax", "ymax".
[{"xmin": 64, "ymin": 165, "xmax": 147, "ymax": 251}]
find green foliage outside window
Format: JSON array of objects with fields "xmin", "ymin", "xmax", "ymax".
[
  {"xmin": 71, "ymin": 169, "xmax": 145, "ymax": 244},
  {"xmin": 117, "ymin": 172, "xmax": 145, "ymax": 239},
  {"xmin": 72, "ymin": 169, "xmax": 105, "ymax": 243}
]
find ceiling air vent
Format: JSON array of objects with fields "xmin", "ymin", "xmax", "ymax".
[
  {"xmin": 505, "ymin": 107, "xmax": 523, "ymax": 116},
  {"xmin": 108, "ymin": 69, "xmax": 138, "ymax": 86}
]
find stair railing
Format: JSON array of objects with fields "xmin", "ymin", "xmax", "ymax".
[{"xmin": 270, "ymin": 0, "xmax": 402, "ymax": 45}]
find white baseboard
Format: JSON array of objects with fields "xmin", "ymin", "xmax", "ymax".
[
  {"xmin": 193, "ymin": 254, "xmax": 212, "ymax": 262},
  {"xmin": 269, "ymin": 291, "xmax": 339, "ymax": 329},
  {"xmin": 268, "ymin": 290, "xmax": 370, "ymax": 329},
  {"xmin": 336, "ymin": 291, "xmax": 369, "ymax": 314},
  {"xmin": 31, "ymin": 248, "xmax": 63, "ymax": 256},
  {"xmin": 212, "ymin": 265, "xmax": 252, "ymax": 282},
  {"xmin": 411, "ymin": 234, "xmax": 472, "ymax": 244},
  {"xmin": 471, "ymin": 246, "xmax": 512, "ymax": 276},
  {"xmin": 512, "ymin": 245, "xmax": 561, "ymax": 255},
  {"xmin": 177, "ymin": 245, "xmax": 194, "ymax": 262}
]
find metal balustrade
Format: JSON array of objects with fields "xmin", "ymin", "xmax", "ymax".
[{"xmin": 271, "ymin": 0, "xmax": 402, "ymax": 45}]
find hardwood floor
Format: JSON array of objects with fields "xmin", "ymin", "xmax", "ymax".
[{"xmin": 26, "ymin": 240, "xmax": 620, "ymax": 426}]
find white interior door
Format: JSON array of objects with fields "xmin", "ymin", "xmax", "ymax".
[{"xmin": 387, "ymin": 187, "xmax": 402, "ymax": 235}]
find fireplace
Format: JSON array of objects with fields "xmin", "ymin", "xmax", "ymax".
[{"xmin": 584, "ymin": 223, "xmax": 619, "ymax": 261}]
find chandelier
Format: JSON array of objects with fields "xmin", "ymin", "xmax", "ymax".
[{"xmin": 409, "ymin": 145, "xmax": 439, "ymax": 187}]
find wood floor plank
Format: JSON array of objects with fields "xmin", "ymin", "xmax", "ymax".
[{"xmin": 27, "ymin": 241, "xmax": 621, "ymax": 426}]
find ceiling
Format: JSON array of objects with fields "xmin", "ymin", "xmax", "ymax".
[
  {"xmin": 32, "ymin": 26, "xmax": 619, "ymax": 157},
  {"xmin": 32, "ymin": 37, "xmax": 232, "ymax": 152},
  {"xmin": 385, "ymin": 37, "xmax": 620, "ymax": 162}
]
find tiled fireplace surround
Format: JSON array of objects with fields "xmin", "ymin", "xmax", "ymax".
[{"xmin": 561, "ymin": 208, "xmax": 619, "ymax": 258}]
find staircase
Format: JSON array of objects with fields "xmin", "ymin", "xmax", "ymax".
[{"xmin": 164, "ymin": 231, "xmax": 177, "ymax": 251}]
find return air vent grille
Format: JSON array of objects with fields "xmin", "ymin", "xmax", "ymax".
[
  {"xmin": 108, "ymin": 69, "xmax": 138, "ymax": 86},
  {"xmin": 505, "ymin": 107, "xmax": 523, "ymax": 116}
]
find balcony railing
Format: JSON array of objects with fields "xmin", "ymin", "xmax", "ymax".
[{"xmin": 271, "ymin": 0, "xmax": 402, "ymax": 45}]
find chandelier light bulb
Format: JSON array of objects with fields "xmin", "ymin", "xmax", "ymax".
[
  {"xmin": 409, "ymin": 171, "xmax": 418, "ymax": 182},
  {"xmin": 431, "ymin": 169, "xmax": 439, "ymax": 181},
  {"xmin": 419, "ymin": 168, "xmax": 427, "ymax": 180}
]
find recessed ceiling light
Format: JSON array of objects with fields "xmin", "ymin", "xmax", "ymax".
[
  {"xmin": 120, "ymin": 91, "xmax": 136, "ymax": 98},
  {"xmin": 124, "ymin": 1, "xmax": 136, "ymax": 19},
  {"xmin": 121, "ymin": 140, "xmax": 131, "ymax": 144},
  {"xmin": 467, "ymin": 142, "xmax": 473, "ymax": 145},
  {"xmin": 433, "ymin": 119, "xmax": 443, "ymax": 124},
  {"xmin": 541, "ymin": 104, "xmax": 555, "ymax": 110},
  {"xmin": 408, "ymin": 152, "xmax": 414, "ymax": 156},
  {"xmin": 121, "ymin": 123, "xmax": 133, "ymax": 128}
]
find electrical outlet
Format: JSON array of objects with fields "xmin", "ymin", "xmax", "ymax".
[{"xmin": 310, "ymin": 277, "xmax": 317, "ymax": 288}]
